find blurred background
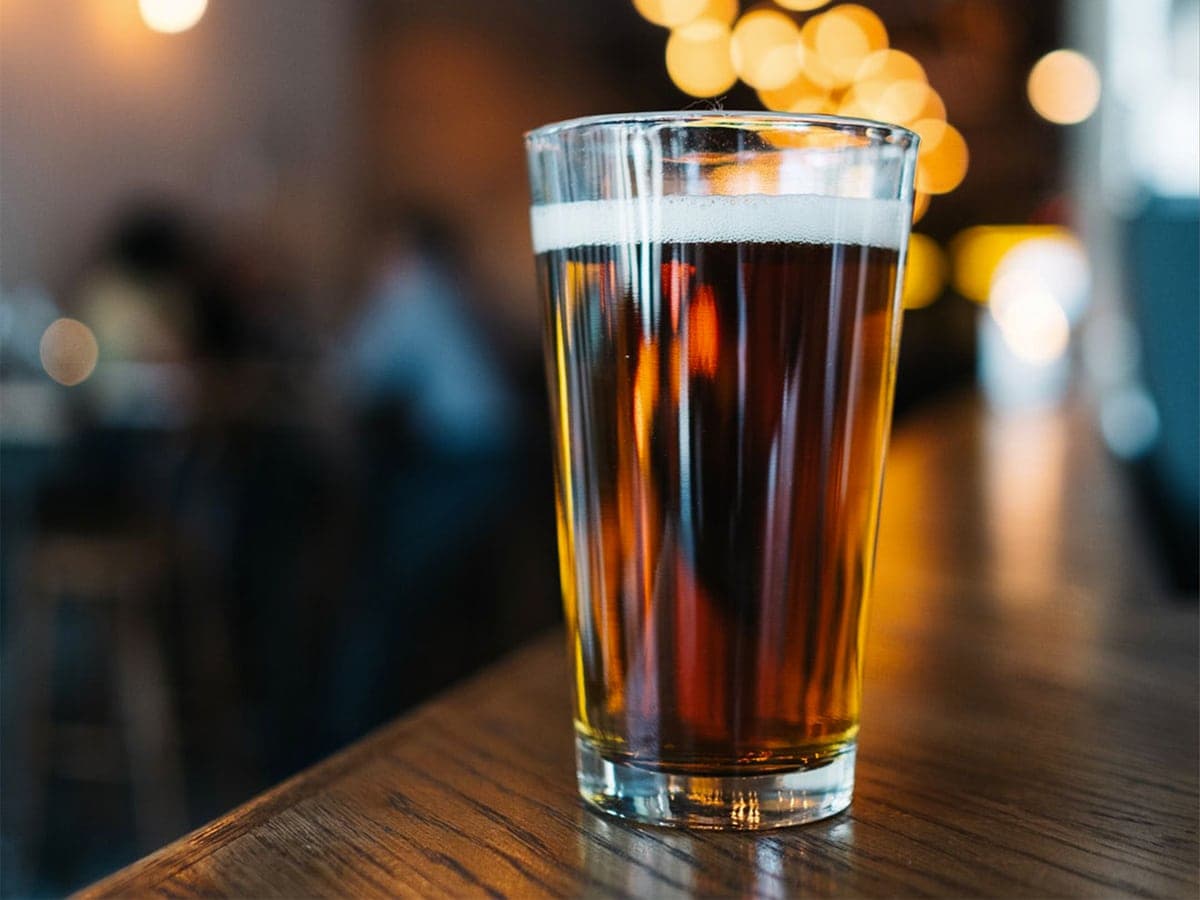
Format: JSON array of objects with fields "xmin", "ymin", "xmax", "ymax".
[{"xmin": 0, "ymin": 0, "xmax": 1195, "ymax": 894}]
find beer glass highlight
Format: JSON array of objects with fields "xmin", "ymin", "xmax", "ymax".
[{"xmin": 526, "ymin": 113, "xmax": 917, "ymax": 829}]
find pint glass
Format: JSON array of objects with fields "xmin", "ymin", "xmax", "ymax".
[{"xmin": 526, "ymin": 113, "xmax": 917, "ymax": 829}]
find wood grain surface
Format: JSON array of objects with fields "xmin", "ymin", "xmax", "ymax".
[{"xmin": 80, "ymin": 398, "xmax": 1199, "ymax": 898}]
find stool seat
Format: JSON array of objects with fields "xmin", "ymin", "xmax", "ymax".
[{"xmin": 11, "ymin": 528, "xmax": 188, "ymax": 856}]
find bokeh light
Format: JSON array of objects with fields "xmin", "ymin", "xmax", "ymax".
[
  {"xmin": 634, "ymin": 2, "xmax": 971, "ymax": 202},
  {"xmin": 950, "ymin": 225, "xmax": 1075, "ymax": 303},
  {"xmin": 757, "ymin": 72, "xmax": 832, "ymax": 113},
  {"xmin": 797, "ymin": 17, "xmax": 840, "ymax": 90},
  {"xmin": 812, "ymin": 5, "xmax": 888, "ymax": 86},
  {"xmin": 1100, "ymin": 387, "xmax": 1161, "ymax": 460},
  {"xmin": 854, "ymin": 48, "xmax": 925, "ymax": 85},
  {"xmin": 989, "ymin": 278, "xmax": 1071, "ymax": 365},
  {"xmin": 1028, "ymin": 49, "xmax": 1101, "ymax": 125},
  {"xmin": 694, "ymin": 0, "xmax": 740, "ymax": 26},
  {"xmin": 777, "ymin": 0, "xmax": 830, "ymax": 10},
  {"xmin": 914, "ymin": 84, "xmax": 947, "ymax": 122},
  {"xmin": 990, "ymin": 235, "xmax": 1090, "ymax": 322},
  {"xmin": 667, "ymin": 19, "xmax": 738, "ymax": 97},
  {"xmin": 842, "ymin": 77, "xmax": 934, "ymax": 125},
  {"xmin": 731, "ymin": 9, "xmax": 803, "ymax": 90},
  {"xmin": 912, "ymin": 191, "xmax": 931, "ymax": 224},
  {"xmin": 913, "ymin": 119, "xmax": 969, "ymax": 194},
  {"xmin": 138, "ymin": 0, "xmax": 208, "ymax": 34},
  {"xmin": 39, "ymin": 318, "xmax": 99, "ymax": 386},
  {"xmin": 902, "ymin": 233, "xmax": 948, "ymax": 310},
  {"xmin": 633, "ymin": 0, "xmax": 709, "ymax": 28}
]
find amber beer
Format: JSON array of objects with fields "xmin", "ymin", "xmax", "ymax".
[
  {"xmin": 537, "ymin": 197, "xmax": 904, "ymax": 798},
  {"xmin": 528, "ymin": 114, "xmax": 916, "ymax": 830}
]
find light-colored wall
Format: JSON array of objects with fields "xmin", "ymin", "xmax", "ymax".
[{"xmin": 0, "ymin": 0, "xmax": 356, "ymax": 305}]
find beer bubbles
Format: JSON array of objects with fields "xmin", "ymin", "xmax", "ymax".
[{"xmin": 632, "ymin": 2, "xmax": 971, "ymax": 215}]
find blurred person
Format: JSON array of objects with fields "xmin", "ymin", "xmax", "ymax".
[
  {"xmin": 323, "ymin": 202, "xmax": 529, "ymax": 742},
  {"xmin": 7, "ymin": 200, "xmax": 345, "ymax": 885},
  {"xmin": 335, "ymin": 203, "xmax": 516, "ymax": 457},
  {"xmin": 26, "ymin": 203, "xmax": 207, "ymax": 540},
  {"xmin": 160, "ymin": 217, "xmax": 350, "ymax": 784},
  {"xmin": 74, "ymin": 202, "xmax": 200, "ymax": 429}
]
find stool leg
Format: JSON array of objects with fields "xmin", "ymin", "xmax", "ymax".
[
  {"xmin": 113, "ymin": 598, "xmax": 188, "ymax": 850},
  {"xmin": 179, "ymin": 554, "xmax": 255, "ymax": 800},
  {"xmin": 7, "ymin": 554, "xmax": 58, "ymax": 878}
]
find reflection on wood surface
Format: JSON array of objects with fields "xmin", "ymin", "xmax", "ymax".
[{"xmin": 81, "ymin": 396, "xmax": 1198, "ymax": 899}]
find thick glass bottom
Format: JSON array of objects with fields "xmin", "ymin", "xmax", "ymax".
[{"xmin": 576, "ymin": 736, "xmax": 855, "ymax": 830}]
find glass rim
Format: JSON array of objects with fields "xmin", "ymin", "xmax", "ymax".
[{"xmin": 525, "ymin": 110, "xmax": 917, "ymax": 148}]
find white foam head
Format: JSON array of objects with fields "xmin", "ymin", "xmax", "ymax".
[{"xmin": 531, "ymin": 194, "xmax": 908, "ymax": 254}]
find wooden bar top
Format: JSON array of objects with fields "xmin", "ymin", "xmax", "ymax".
[{"xmin": 82, "ymin": 398, "xmax": 1199, "ymax": 898}]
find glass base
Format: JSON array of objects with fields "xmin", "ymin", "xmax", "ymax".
[{"xmin": 576, "ymin": 736, "xmax": 854, "ymax": 830}]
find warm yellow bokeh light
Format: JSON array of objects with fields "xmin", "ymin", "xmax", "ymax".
[
  {"xmin": 632, "ymin": 0, "xmax": 971, "ymax": 201},
  {"xmin": 694, "ymin": 0, "xmax": 740, "ymax": 26},
  {"xmin": 842, "ymin": 78, "xmax": 931, "ymax": 125},
  {"xmin": 912, "ymin": 191, "xmax": 931, "ymax": 224},
  {"xmin": 854, "ymin": 48, "xmax": 926, "ymax": 85},
  {"xmin": 812, "ymin": 5, "xmax": 888, "ymax": 86},
  {"xmin": 949, "ymin": 225, "xmax": 1072, "ymax": 303},
  {"xmin": 913, "ymin": 119, "xmax": 968, "ymax": 194},
  {"xmin": 758, "ymin": 72, "xmax": 831, "ymax": 112},
  {"xmin": 814, "ymin": 15, "xmax": 869, "ymax": 86},
  {"xmin": 731, "ymin": 9, "xmax": 803, "ymax": 90},
  {"xmin": 990, "ymin": 280, "xmax": 1071, "ymax": 364},
  {"xmin": 40, "ymin": 318, "xmax": 99, "ymax": 386},
  {"xmin": 884, "ymin": 80, "xmax": 936, "ymax": 123},
  {"xmin": 797, "ymin": 17, "xmax": 837, "ymax": 89},
  {"xmin": 777, "ymin": 0, "xmax": 830, "ymax": 10},
  {"xmin": 903, "ymin": 233, "xmax": 948, "ymax": 310},
  {"xmin": 666, "ymin": 19, "xmax": 738, "ymax": 97},
  {"xmin": 1027, "ymin": 49, "xmax": 1101, "ymax": 125},
  {"xmin": 915, "ymin": 84, "xmax": 947, "ymax": 122},
  {"xmin": 633, "ymin": 0, "xmax": 709, "ymax": 28},
  {"xmin": 138, "ymin": 0, "xmax": 207, "ymax": 34},
  {"xmin": 835, "ymin": 5, "xmax": 888, "ymax": 50}
]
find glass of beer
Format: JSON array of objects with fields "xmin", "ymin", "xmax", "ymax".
[{"xmin": 525, "ymin": 112, "xmax": 917, "ymax": 829}]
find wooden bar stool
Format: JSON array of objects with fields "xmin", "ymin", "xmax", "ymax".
[{"xmin": 9, "ymin": 530, "xmax": 188, "ymax": 858}]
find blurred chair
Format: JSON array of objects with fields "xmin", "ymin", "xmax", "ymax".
[
  {"xmin": 8, "ymin": 519, "xmax": 239, "ymax": 858},
  {"xmin": 10, "ymin": 530, "xmax": 184, "ymax": 855}
]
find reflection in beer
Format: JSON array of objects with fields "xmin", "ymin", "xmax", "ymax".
[
  {"xmin": 536, "ymin": 192, "xmax": 906, "ymax": 775},
  {"xmin": 685, "ymin": 284, "xmax": 719, "ymax": 376}
]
